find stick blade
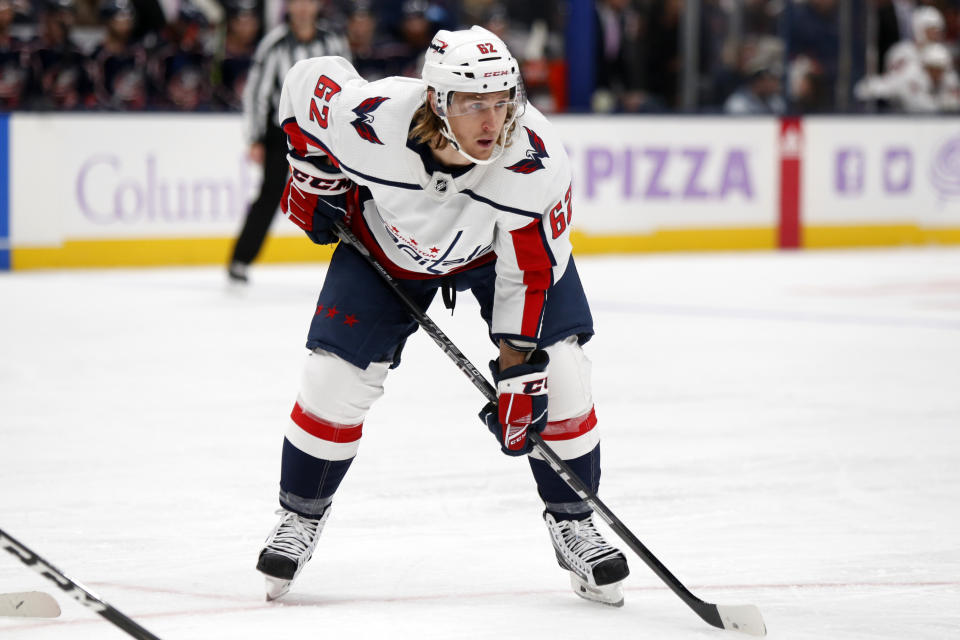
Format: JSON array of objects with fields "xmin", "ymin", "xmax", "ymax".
[
  {"xmin": 0, "ymin": 592, "xmax": 62, "ymax": 618},
  {"xmin": 716, "ymin": 604, "xmax": 767, "ymax": 636}
]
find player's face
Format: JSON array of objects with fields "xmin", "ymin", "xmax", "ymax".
[{"xmin": 446, "ymin": 90, "xmax": 512, "ymax": 160}]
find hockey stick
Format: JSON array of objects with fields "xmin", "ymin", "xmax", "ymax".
[
  {"xmin": 0, "ymin": 591, "xmax": 61, "ymax": 618},
  {"xmin": 0, "ymin": 528, "xmax": 164, "ymax": 639},
  {"xmin": 333, "ymin": 221, "xmax": 767, "ymax": 636}
]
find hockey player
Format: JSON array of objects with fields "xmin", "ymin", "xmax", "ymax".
[{"xmin": 255, "ymin": 25, "xmax": 630, "ymax": 607}]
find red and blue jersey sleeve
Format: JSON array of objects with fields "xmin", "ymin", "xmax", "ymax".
[{"xmin": 491, "ymin": 163, "xmax": 574, "ymax": 347}]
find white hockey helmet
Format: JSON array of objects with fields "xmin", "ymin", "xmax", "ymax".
[
  {"xmin": 421, "ymin": 25, "xmax": 526, "ymax": 165},
  {"xmin": 912, "ymin": 6, "xmax": 945, "ymax": 45}
]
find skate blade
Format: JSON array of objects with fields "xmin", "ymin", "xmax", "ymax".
[
  {"xmin": 570, "ymin": 574, "xmax": 624, "ymax": 607},
  {"xmin": 264, "ymin": 576, "xmax": 292, "ymax": 601}
]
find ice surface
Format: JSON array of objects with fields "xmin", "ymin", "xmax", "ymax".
[{"xmin": 2, "ymin": 248, "xmax": 959, "ymax": 639}]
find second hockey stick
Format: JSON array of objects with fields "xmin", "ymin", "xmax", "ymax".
[
  {"xmin": 0, "ymin": 527, "xmax": 164, "ymax": 640},
  {"xmin": 333, "ymin": 220, "xmax": 766, "ymax": 636}
]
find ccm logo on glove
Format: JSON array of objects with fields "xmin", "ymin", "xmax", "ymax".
[
  {"xmin": 291, "ymin": 167, "xmax": 352, "ymax": 193},
  {"xmin": 281, "ymin": 155, "xmax": 355, "ymax": 245},
  {"xmin": 522, "ymin": 378, "xmax": 546, "ymax": 394},
  {"xmin": 479, "ymin": 350, "xmax": 549, "ymax": 456}
]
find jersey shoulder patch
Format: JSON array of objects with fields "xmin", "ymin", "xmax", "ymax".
[
  {"xmin": 350, "ymin": 96, "xmax": 391, "ymax": 145},
  {"xmin": 505, "ymin": 126, "xmax": 549, "ymax": 174}
]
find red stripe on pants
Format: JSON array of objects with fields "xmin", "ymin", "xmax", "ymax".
[
  {"xmin": 541, "ymin": 407, "xmax": 597, "ymax": 442},
  {"xmin": 291, "ymin": 402, "xmax": 363, "ymax": 443}
]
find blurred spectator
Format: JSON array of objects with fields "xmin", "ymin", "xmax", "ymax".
[
  {"xmin": 855, "ymin": 41, "xmax": 960, "ymax": 112},
  {"xmin": 852, "ymin": 38, "xmax": 914, "ymax": 111},
  {"xmin": 914, "ymin": 5, "xmax": 945, "ymax": 44},
  {"xmin": 479, "ymin": 3, "xmax": 561, "ymax": 111},
  {"xmin": 391, "ymin": 0, "xmax": 449, "ymax": 77},
  {"xmin": 595, "ymin": 0, "xmax": 631, "ymax": 89},
  {"xmin": 500, "ymin": 0, "xmax": 564, "ymax": 34},
  {"xmin": 28, "ymin": 0, "xmax": 94, "ymax": 109},
  {"xmin": 724, "ymin": 61, "xmax": 786, "ymax": 114},
  {"xmin": 9, "ymin": 0, "xmax": 37, "ymax": 24},
  {"xmin": 742, "ymin": 0, "xmax": 780, "ymax": 36},
  {"xmin": 786, "ymin": 0, "xmax": 840, "ymax": 110},
  {"xmin": 346, "ymin": 2, "xmax": 379, "ymax": 75},
  {"xmin": 88, "ymin": 0, "xmax": 149, "ymax": 109},
  {"xmin": 914, "ymin": 40, "xmax": 960, "ymax": 111},
  {"xmin": 8, "ymin": 0, "xmax": 952, "ymax": 116},
  {"xmin": 128, "ymin": 0, "xmax": 165, "ymax": 41},
  {"xmin": 854, "ymin": 5, "xmax": 960, "ymax": 112},
  {"xmin": 591, "ymin": 0, "xmax": 648, "ymax": 112},
  {"xmin": 853, "ymin": 40, "xmax": 922, "ymax": 111},
  {"xmin": 346, "ymin": 1, "xmax": 407, "ymax": 81},
  {"xmin": 789, "ymin": 0, "xmax": 840, "ymax": 64},
  {"xmin": 713, "ymin": 28, "xmax": 783, "ymax": 108},
  {"xmin": 213, "ymin": 0, "xmax": 259, "ymax": 109},
  {"xmin": 900, "ymin": 5, "xmax": 949, "ymax": 68},
  {"xmin": 73, "ymin": 0, "xmax": 99, "ymax": 26},
  {"xmin": 699, "ymin": 0, "xmax": 735, "ymax": 106},
  {"xmin": 479, "ymin": 1, "xmax": 509, "ymax": 39},
  {"xmin": 149, "ymin": 0, "xmax": 214, "ymax": 109},
  {"xmin": 0, "ymin": 0, "xmax": 30, "ymax": 109},
  {"xmin": 642, "ymin": 0, "xmax": 682, "ymax": 109},
  {"xmin": 788, "ymin": 54, "xmax": 829, "ymax": 112},
  {"xmin": 472, "ymin": 0, "xmax": 567, "ymax": 63},
  {"xmin": 479, "ymin": 3, "xmax": 535, "ymax": 64}
]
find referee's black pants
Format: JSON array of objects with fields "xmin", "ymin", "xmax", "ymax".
[{"xmin": 230, "ymin": 122, "xmax": 289, "ymax": 266}]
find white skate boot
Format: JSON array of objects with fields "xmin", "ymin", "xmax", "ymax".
[
  {"xmin": 544, "ymin": 512, "xmax": 630, "ymax": 607},
  {"xmin": 256, "ymin": 508, "xmax": 330, "ymax": 600}
]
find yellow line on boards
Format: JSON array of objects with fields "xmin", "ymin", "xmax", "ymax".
[
  {"xmin": 9, "ymin": 225, "xmax": 960, "ymax": 269},
  {"xmin": 12, "ymin": 235, "xmax": 335, "ymax": 269},
  {"xmin": 803, "ymin": 225, "xmax": 960, "ymax": 248}
]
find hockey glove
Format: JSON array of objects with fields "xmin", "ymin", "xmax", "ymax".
[
  {"xmin": 281, "ymin": 158, "xmax": 354, "ymax": 245},
  {"xmin": 479, "ymin": 350, "xmax": 549, "ymax": 456}
]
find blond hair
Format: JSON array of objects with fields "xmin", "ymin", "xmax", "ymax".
[{"xmin": 409, "ymin": 90, "xmax": 518, "ymax": 151}]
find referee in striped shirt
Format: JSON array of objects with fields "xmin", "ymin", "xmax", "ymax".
[{"xmin": 228, "ymin": 0, "xmax": 349, "ymax": 283}]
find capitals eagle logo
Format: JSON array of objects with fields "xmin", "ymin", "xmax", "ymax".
[
  {"xmin": 350, "ymin": 96, "xmax": 390, "ymax": 145},
  {"xmin": 506, "ymin": 126, "xmax": 548, "ymax": 174}
]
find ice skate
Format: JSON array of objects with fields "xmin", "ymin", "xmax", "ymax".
[
  {"xmin": 544, "ymin": 512, "xmax": 629, "ymax": 607},
  {"xmin": 256, "ymin": 508, "xmax": 329, "ymax": 600},
  {"xmin": 227, "ymin": 261, "xmax": 249, "ymax": 284}
]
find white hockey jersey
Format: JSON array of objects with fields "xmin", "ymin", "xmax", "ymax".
[
  {"xmin": 854, "ymin": 41, "xmax": 960, "ymax": 113},
  {"xmin": 278, "ymin": 56, "xmax": 575, "ymax": 345}
]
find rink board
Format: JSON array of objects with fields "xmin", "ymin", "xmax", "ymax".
[
  {"xmin": 802, "ymin": 117, "xmax": 960, "ymax": 247},
  {"xmin": 2, "ymin": 113, "xmax": 959, "ymax": 269}
]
